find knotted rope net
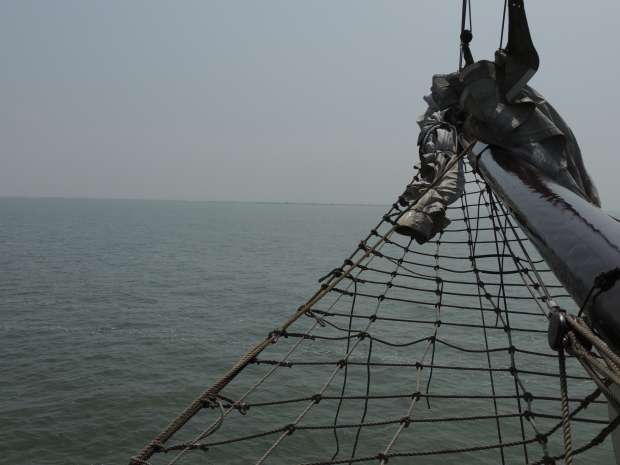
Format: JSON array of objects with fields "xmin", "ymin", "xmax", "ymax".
[{"xmin": 130, "ymin": 156, "xmax": 618, "ymax": 465}]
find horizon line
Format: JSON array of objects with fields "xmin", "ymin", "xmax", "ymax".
[{"xmin": 0, "ymin": 194, "xmax": 389, "ymax": 208}]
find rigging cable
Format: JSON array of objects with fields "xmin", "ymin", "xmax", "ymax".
[
  {"xmin": 459, "ymin": 0, "xmax": 474, "ymax": 70},
  {"xmin": 499, "ymin": 0, "xmax": 508, "ymax": 48}
]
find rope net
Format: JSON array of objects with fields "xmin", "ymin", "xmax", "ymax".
[{"xmin": 131, "ymin": 158, "xmax": 616, "ymax": 465}]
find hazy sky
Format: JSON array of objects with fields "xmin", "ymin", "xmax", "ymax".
[{"xmin": 2, "ymin": 1, "xmax": 619, "ymax": 205}]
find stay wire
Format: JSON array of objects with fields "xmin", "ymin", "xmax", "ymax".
[{"xmin": 500, "ymin": 0, "xmax": 508, "ymax": 48}]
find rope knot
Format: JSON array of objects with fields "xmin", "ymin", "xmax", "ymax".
[
  {"xmin": 337, "ymin": 359, "xmax": 347, "ymax": 368},
  {"xmin": 200, "ymin": 396, "xmax": 217, "ymax": 408},
  {"xmin": 318, "ymin": 267, "xmax": 343, "ymax": 283},
  {"xmin": 151, "ymin": 442, "xmax": 164, "ymax": 453},
  {"xmin": 399, "ymin": 416, "xmax": 411, "ymax": 427},
  {"xmin": 285, "ymin": 424, "xmax": 296, "ymax": 435},
  {"xmin": 268, "ymin": 329, "xmax": 283, "ymax": 343},
  {"xmin": 233, "ymin": 401, "xmax": 249, "ymax": 415},
  {"xmin": 376, "ymin": 452, "xmax": 389, "ymax": 463},
  {"xmin": 129, "ymin": 457, "xmax": 153, "ymax": 465},
  {"xmin": 312, "ymin": 394, "xmax": 322, "ymax": 404},
  {"xmin": 382, "ymin": 214, "xmax": 395, "ymax": 225}
]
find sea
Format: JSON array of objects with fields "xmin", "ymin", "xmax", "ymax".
[{"xmin": 1, "ymin": 198, "xmax": 616, "ymax": 465}]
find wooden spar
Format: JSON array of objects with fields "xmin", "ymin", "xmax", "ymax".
[{"xmin": 474, "ymin": 143, "xmax": 620, "ymax": 349}]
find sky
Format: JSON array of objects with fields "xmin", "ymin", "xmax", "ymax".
[{"xmin": 2, "ymin": 1, "xmax": 620, "ymax": 205}]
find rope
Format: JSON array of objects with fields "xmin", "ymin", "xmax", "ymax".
[{"xmin": 558, "ymin": 343, "xmax": 575, "ymax": 465}]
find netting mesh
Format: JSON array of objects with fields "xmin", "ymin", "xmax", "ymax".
[{"xmin": 132, "ymin": 160, "xmax": 615, "ymax": 465}]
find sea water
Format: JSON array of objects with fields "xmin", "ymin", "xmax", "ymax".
[
  {"xmin": 1, "ymin": 198, "xmax": 615, "ymax": 465},
  {"xmin": 1, "ymin": 198, "xmax": 388, "ymax": 465}
]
